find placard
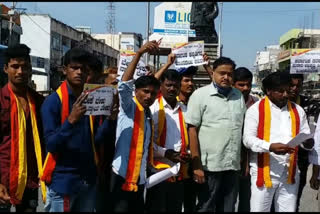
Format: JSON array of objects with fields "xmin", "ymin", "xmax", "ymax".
[
  {"xmin": 83, "ymin": 83, "xmax": 116, "ymax": 116},
  {"xmin": 117, "ymin": 51, "xmax": 148, "ymax": 80},
  {"xmin": 290, "ymin": 49, "xmax": 320, "ymax": 74},
  {"xmin": 172, "ymin": 41, "xmax": 206, "ymax": 68}
]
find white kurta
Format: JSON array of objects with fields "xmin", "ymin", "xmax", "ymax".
[
  {"xmin": 243, "ymin": 98, "xmax": 310, "ymax": 212},
  {"xmin": 150, "ymin": 97, "xmax": 186, "ymax": 167}
]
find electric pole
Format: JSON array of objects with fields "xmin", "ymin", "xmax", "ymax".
[
  {"xmin": 146, "ymin": 2, "xmax": 150, "ymax": 64},
  {"xmin": 106, "ymin": 2, "xmax": 116, "ymax": 49},
  {"xmin": 218, "ymin": 2, "xmax": 223, "ymax": 57},
  {"xmin": 8, "ymin": 2, "xmax": 17, "ymax": 46}
]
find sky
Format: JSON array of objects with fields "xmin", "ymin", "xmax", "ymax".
[{"xmin": 4, "ymin": 2, "xmax": 320, "ymax": 71}]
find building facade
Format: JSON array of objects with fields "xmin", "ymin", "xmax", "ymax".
[
  {"xmin": 254, "ymin": 45, "xmax": 280, "ymax": 86},
  {"xmin": 92, "ymin": 32, "xmax": 143, "ymax": 53},
  {"xmin": 278, "ymin": 28, "xmax": 320, "ymax": 70},
  {"xmin": 0, "ymin": 4, "xmax": 23, "ymax": 87},
  {"xmin": 20, "ymin": 14, "xmax": 119, "ymax": 91},
  {"xmin": 277, "ymin": 28, "xmax": 320, "ymax": 84}
]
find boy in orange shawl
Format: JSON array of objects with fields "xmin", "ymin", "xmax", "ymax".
[
  {"xmin": 0, "ymin": 44, "xmax": 45, "ymax": 212},
  {"xmin": 110, "ymin": 41, "xmax": 160, "ymax": 212}
]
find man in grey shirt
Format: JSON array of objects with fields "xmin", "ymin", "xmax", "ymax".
[{"xmin": 185, "ymin": 57, "xmax": 246, "ymax": 212}]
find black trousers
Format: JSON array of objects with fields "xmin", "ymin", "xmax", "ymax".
[
  {"xmin": 183, "ymin": 178, "xmax": 200, "ymax": 212},
  {"xmin": 237, "ymin": 175, "xmax": 251, "ymax": 212},
  {"xmin": 96, "ymin": 167, "xmax": 113, "ymax": 212},
  {"xmin": 145, "ymin": 179, "xmax": 184, "ymax": 213},
  {"xmin": 109, "ymin": 171, "xmax": 145, "ymax": 212},
  {"xmin": 0, "ymin": 188, "xmax": 38, "ymax": 212},
  {"xmin": 197, "ymin": 170, "xmax": 239, "ymax": 212},
  {"xmin": 296, "ymin": 148, "xmax": 310, "ymax": 212}
]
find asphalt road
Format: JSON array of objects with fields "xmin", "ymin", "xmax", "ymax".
[
  {"xmin": 12, "ymin": 165, "xmax": 320, "ymax": 212},
  {"xmin": 298, "ymin": 165, "xmax": 319, "ymax": 212}
]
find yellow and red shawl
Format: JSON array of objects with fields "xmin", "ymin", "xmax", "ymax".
[
  {"xmin": 256, "ymin": 96, "xmax": 300, "ymax": 188},
  {"xmin": 8, "ymin": 85, "xmax": 46, "ymax": 204},
  {"xmin": 152, "ymin": 95, "xmax": 189, "ymax": 181},
  {"xmin": 122, "ymin": 96, "xmax": 155, "ymax": 192},
  {"xmin": 41, "ymin": 81, "xmax": 98, "ymax": 187}
]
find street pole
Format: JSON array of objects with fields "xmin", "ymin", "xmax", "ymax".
[
  {"xmin": 218, "ymin": 2, "xmax": 223, "ymax": 57},
  {"xmin": 146, "ymin": 2, "xmax": 150, "ymax": 65},
  {"xmin": 8, "ymin": 2, "xmax": 17, "ymax": 46}
]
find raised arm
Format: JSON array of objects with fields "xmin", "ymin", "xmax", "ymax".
[
  {"xmin": 202, "ymin": 52, "xmax": 213, "ymax": 77},
  {"xmin": 154, "ymin": 53, "xmax": 176, "ymax": 80},
  {"xmin": 122, "ymin": 40, "xmax": 159, "ymax": 82}
]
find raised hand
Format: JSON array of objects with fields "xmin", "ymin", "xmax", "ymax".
[
  {"xmin": 137, "ymin": 40, "xmax": 159, "ymax": 55},
  {"xmin": 68, "ymin": 92, "xmax": 88, "ymax": 124},
  {"xmin": 167, "ymin": 53, "xmax": 176, "ymax": 66}
]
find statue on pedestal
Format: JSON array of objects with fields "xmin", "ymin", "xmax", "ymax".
[{"xmin": 189, "ymin": 2, "xmax": 219, "ymax": 43}]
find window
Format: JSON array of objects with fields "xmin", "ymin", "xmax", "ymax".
[
  {"xmin": 37, "ymin": 57, "xmax": 45, "ymax": 68},
  {"xmin": 51, "ymin": 32, "xmax": 61, "ymax": 51}
]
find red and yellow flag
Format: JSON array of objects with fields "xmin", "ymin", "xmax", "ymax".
[{"xmin": 256, "ymin": 96, "xmax": 299, "ymax": 188}]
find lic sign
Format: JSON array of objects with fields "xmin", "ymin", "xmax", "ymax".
[{"xmin": 165, "ymin": 10, "xmax": 191, "ymax": 24}]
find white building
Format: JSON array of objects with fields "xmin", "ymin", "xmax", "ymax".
[
  {"xmin": 20, "ymin": 14, "xmax": 119, "ymax": 91},
  {"xmin": 92, "ymin": 32, "xmax": 143, "ymax": 52},
  {"xmin": 254, "ymin": 45, "xmax": 281, "ymax": 84}
]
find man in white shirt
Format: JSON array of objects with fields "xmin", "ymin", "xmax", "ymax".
[
  {"xmin": 145, "ymin": 69, "xmax": 191, "ymax": 212},
  {"xmin": 243, "ymin": 71, "xmax": 311, "ymax": 212},
  {"xmin": 310, "ymin": 113, "xmax": 320, "ymax": 211},
  {"xmin": 232, "ymin": 67, "xmax": 259, "ymax": 212}
]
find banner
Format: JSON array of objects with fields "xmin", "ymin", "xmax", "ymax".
[
  {"xmin": 172, "ymin": 41, "xmax": 206, "ymax": 68},
  {"xmin": 290, "ymin": 49, "xmax": 320, "ymax": 74},
  {"xmin": 117, "ymin": 51, "xmax": 148, "ymax": 80},
  {"xmin": 83, "ymin": 83, "xmax": 116, "ymax": 116}
]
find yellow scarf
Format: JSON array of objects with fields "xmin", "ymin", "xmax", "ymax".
[
  {"xmin": 153, "ymin": 95, "xmax": 189, "ymax": 180},
  {"xmin": 256, "ymin": 96, "xmax": 300, "ymax": 188},
  {"xmin": 8, "ymin": 85, "xmax": 46, "ymax": 204},
  {"xmin": 122, "ymin": 97, "xmax": 155, "ymax": 191}
]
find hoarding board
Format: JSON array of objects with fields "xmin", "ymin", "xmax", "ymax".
[
  {"xmin": 290, "ymin": 49, "xmax": 320, "ymax": 74},
  {"xmin": 150, "ymin": 2, "xmax": 196, "ymax": 48}
]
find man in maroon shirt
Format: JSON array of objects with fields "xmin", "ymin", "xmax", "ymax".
[{"xmin": 0, "ymin": 44, "xmax": 44, "ymax": 212}]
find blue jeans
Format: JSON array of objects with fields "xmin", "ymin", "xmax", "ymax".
[{"xmin": 44, "ymin": 181, "xmax": 96, "ymax": 212}]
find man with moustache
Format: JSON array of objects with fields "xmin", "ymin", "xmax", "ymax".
[
  {"xmin": 109, "ymin": 41, "xmax": 160, "ymax": 212},
  {"xmin": 185, "ymin": 57, "xmax": 246, "ymax": 212},
  {"xmin": 178, "ymin": 66, "xmax": 200, "ymax": 213},
  {"xmin": 243, "ymin": 71, "xmax": 311, "ymax": 212},
  {"xmin": 232, "ymin": 67, "xmax": 259, "ymax": 212},
  {"xmin": 145, "ymin": 69, "xmax": 191, "ymax": 212},
  {"xmin": 287, "ymin": 73, "xmax": 314, "ymax": 211},
  {"xmin": 0, "ymin": 44, "xmax": 45, "ymax": 212}
]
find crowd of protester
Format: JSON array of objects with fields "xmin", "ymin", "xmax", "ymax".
[{"xmin": 0, "ymin": 41, "xmax": 319, "ymax": 212}]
